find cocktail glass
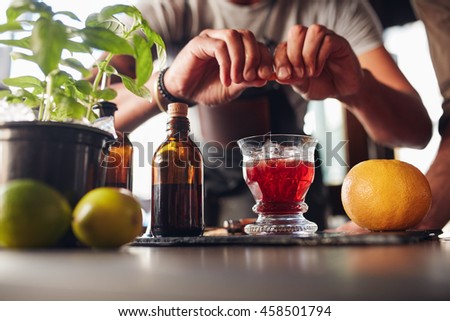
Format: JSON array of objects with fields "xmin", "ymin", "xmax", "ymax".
[{"xmin": 237, "ymin": 134, "xmax": 318, "ymax": 235}]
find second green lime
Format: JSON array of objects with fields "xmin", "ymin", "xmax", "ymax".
[{"xmin": 72, "ymin": 187, "xmax": 142, "ymax": 248}]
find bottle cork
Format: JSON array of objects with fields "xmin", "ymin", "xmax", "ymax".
[{"xmin": 168, "ymin": 103, "xmax": 188, "ymax": 117}]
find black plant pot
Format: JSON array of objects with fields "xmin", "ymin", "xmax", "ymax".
[{"xmin": 0, "ymin": 121, "xmax": 113, "ymax": 205}]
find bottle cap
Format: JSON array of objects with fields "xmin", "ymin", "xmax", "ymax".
[
  {"xmin": 168, "ymin": 103, "xmax": 188, "ymax": 117},
  {"xmin": 92, "ymin": 101, "xmax": 118, "ymax": 117}
]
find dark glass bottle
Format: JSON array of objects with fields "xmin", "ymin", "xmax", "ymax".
[
  {"xmin": 149, "ymin": 103, "xmax": 204, "ymax": 237},
  {"xmin": 94, "ymin": 101, "xmax": 133, "ymax": 191}
]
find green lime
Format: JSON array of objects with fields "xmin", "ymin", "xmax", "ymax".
[
  {"xmin": 72, "ymin": 187, "xmax": 142, "ymax": 248},
  {"xmin": 0, "ymin": 179, "xmax": 72, "ymax": 248}
]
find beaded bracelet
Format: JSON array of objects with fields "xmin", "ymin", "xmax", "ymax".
[
  {"xmin": 153, "ymin": 75, "xmax": 167, "ymax": 113},
  {"xmin": 155, "ymin": 67, "xmax": 193, "ymax": 113}
]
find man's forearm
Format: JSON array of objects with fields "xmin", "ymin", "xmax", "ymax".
[
  {"xmin": 419, "ymin": 126, "xmax": 450, "ymax": 230},
  {"xmin": 340, "ymin": 69, "xmax": 432, "ymax": 149}
]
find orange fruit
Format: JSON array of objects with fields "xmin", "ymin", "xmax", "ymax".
[
  {"xmin": 0, "ymin": 179, "xmax": 71, "ymax": 248},
  {"xmin": 72, "ymin": 187, "xmax": 142, "ymax": 248},
  {"xmin": 341, "ymin": 159, "xmax": 431, "ymax": 231}
]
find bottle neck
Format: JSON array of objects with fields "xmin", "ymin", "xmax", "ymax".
[{"xmin": 166, "ymin": 116, "xmax": 190, "ymax": 139}]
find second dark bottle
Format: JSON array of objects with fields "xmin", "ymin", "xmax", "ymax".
[{"xmin": 94, "ymin": 101, "xmax": 133, "ymax": 191}]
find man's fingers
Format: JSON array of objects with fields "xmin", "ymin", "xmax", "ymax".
[
  {"xmin": 273, "ymin": 41, "xmax": 293, "ymax": 81},
  {"xmin": 286, "ymin": 25, "xmax": 307, "ymax": 78},
  {"xmin": 302, "ymin": 24, "xmax": 333, "ymax": 77},
  {"xmin": 238, "ymin": 29, "xmax": 261, "ymax": 82},
  {"xmin": 200, "ymin": 29, "xmax": 263, "ymax": 83},
  {"xmin": 199, "ymin": 28, "xmax": 274, "ymax": 85},
  {"xmin": 257, "ymin": 42, "xmax": 274, "ymax": 80},
  {"xmin": 188, "ymin": 35, "xmax": 232, "ymax": 86}
]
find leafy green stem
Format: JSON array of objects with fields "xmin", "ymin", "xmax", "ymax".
[
  {"xmin": 38, "ymin": 96, "xmax": 45, "ymax": 121},
  {"xmin": 0, "ymin": 1, "xmax": 165, "ymax": 123},
  {"xmin": 86, "ymin": 52, "xmax": 113, "ymax": 119},
  {"xmin": 42, "ymin": 74, "xmax": 54, "ymax": 121}
]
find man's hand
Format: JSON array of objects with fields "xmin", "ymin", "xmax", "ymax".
[
  {"xmin": 273, "ymin": 24, "xmax": 364, "ymax": 100},
  {"xmin": 164, "ymin": 29, "xmax": 274, "ymax": 106}
]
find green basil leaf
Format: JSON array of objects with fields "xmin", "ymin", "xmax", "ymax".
[
  {"xmin": 74, "ymin": 80, "xmax": 93, "ymax": 95},
  {"xmin": 2, "ymin": 76, "xmax": 42, "ymax": 89},
  {"xmin": 31, "ymin": 86, "xmax": 44, "ymax": 95},
  {"xmin": 100, "ymin": 5, "xmax": 140, "ymax": 18},
  {"xmin": 80, "ymin": 26, "xmax": 134, "ymax": 55},
  {"xmin": 87, "ymin": 110, "xmax": 98, "ymax": 123},
  {"xmin": 104, "ymin": 65, "xmax": 119, "ymax": 75},
  {"xmin": 54, "ymin": 11, "xmax": 80, "ymax": 21},
  {"xmin": 21, "ymin": 92, "xmax": 40, "ymax": 107},
  {"xmin": 51, "ymin": 71, "xmax": 72, "ymax": 88},
  {"xmin": 0, "ymin": 37, "xmax": 31, "ymax": 50},
  {"xmin": 51, "ymin": 95, "xmax": 86, "ymax": 121},
  {"xmin": 6, "ymin": 6, "xmax": 22, "ymax": 22},
  {"xmin": 120, "ymin": 75, "xmax": 151, "ymax": 100},
  {"xmin": 31, "ymin": 18, "xmax": 67, "ymax": 75},
  {"xmin": 96, "ymin": 61, "xmax": 119, "ymax": 77},
  {"xmin": 140, "ymin": 19, "xmax": 166, "ymax": 63},
  {"xmin": 64, "ymin": 40, "xmax": 91, "ymax": 54},
  {"xmin": 0, "ymin": 21, "xmax": 23, "ymax": 33},
  {"xmin": 0, "ymin": 90, "xmax": 12, "ymax": 99},
  {"xmin": 9, "ymin": 88, "xmax": 40, "ymax": 107},
  {"xmin": 7, "ymin": 1, "xmax": 53, "ymax": 22},
  {"xmin": 141, "ymin": 20, "xmax": 166, "ymax": 51},
  {"xmin": 10, "ymin": 51, "xmax": 36, "ymax": 63},
  {"xmin": 62, "ymin": 58, "xmax": 90, "ymax": 77},
  {"xmin": 92, "ymin": 88, "xmax": 117, "ymax": 100},
  {"xmin": 85, "ymin": 13, "xmax": 123, "ymax": 34},
  {"xmin": 85, "ymin": 13, "xmax": 100, "ymax": 27},
  {"xmin": 134, "ymin": 34, "xmax": 152, "ymax": 87}
]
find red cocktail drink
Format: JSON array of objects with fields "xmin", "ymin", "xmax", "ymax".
[
  {"xmin": 238, "ymin": 134, "xmax": 318, "ymax": 235},
  {"xmin": 244, "ymin": 158, "xmax": 315, "ymax": 214}
]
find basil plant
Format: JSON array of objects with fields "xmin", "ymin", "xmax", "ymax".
[{"xmin": 0, "ymin": 0, "xmax": 165, "ymax": 122}]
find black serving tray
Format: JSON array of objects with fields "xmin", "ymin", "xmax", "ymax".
[{"xmin": 131, "ymin": 230, "xmax": 441, "ymax": 247}]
